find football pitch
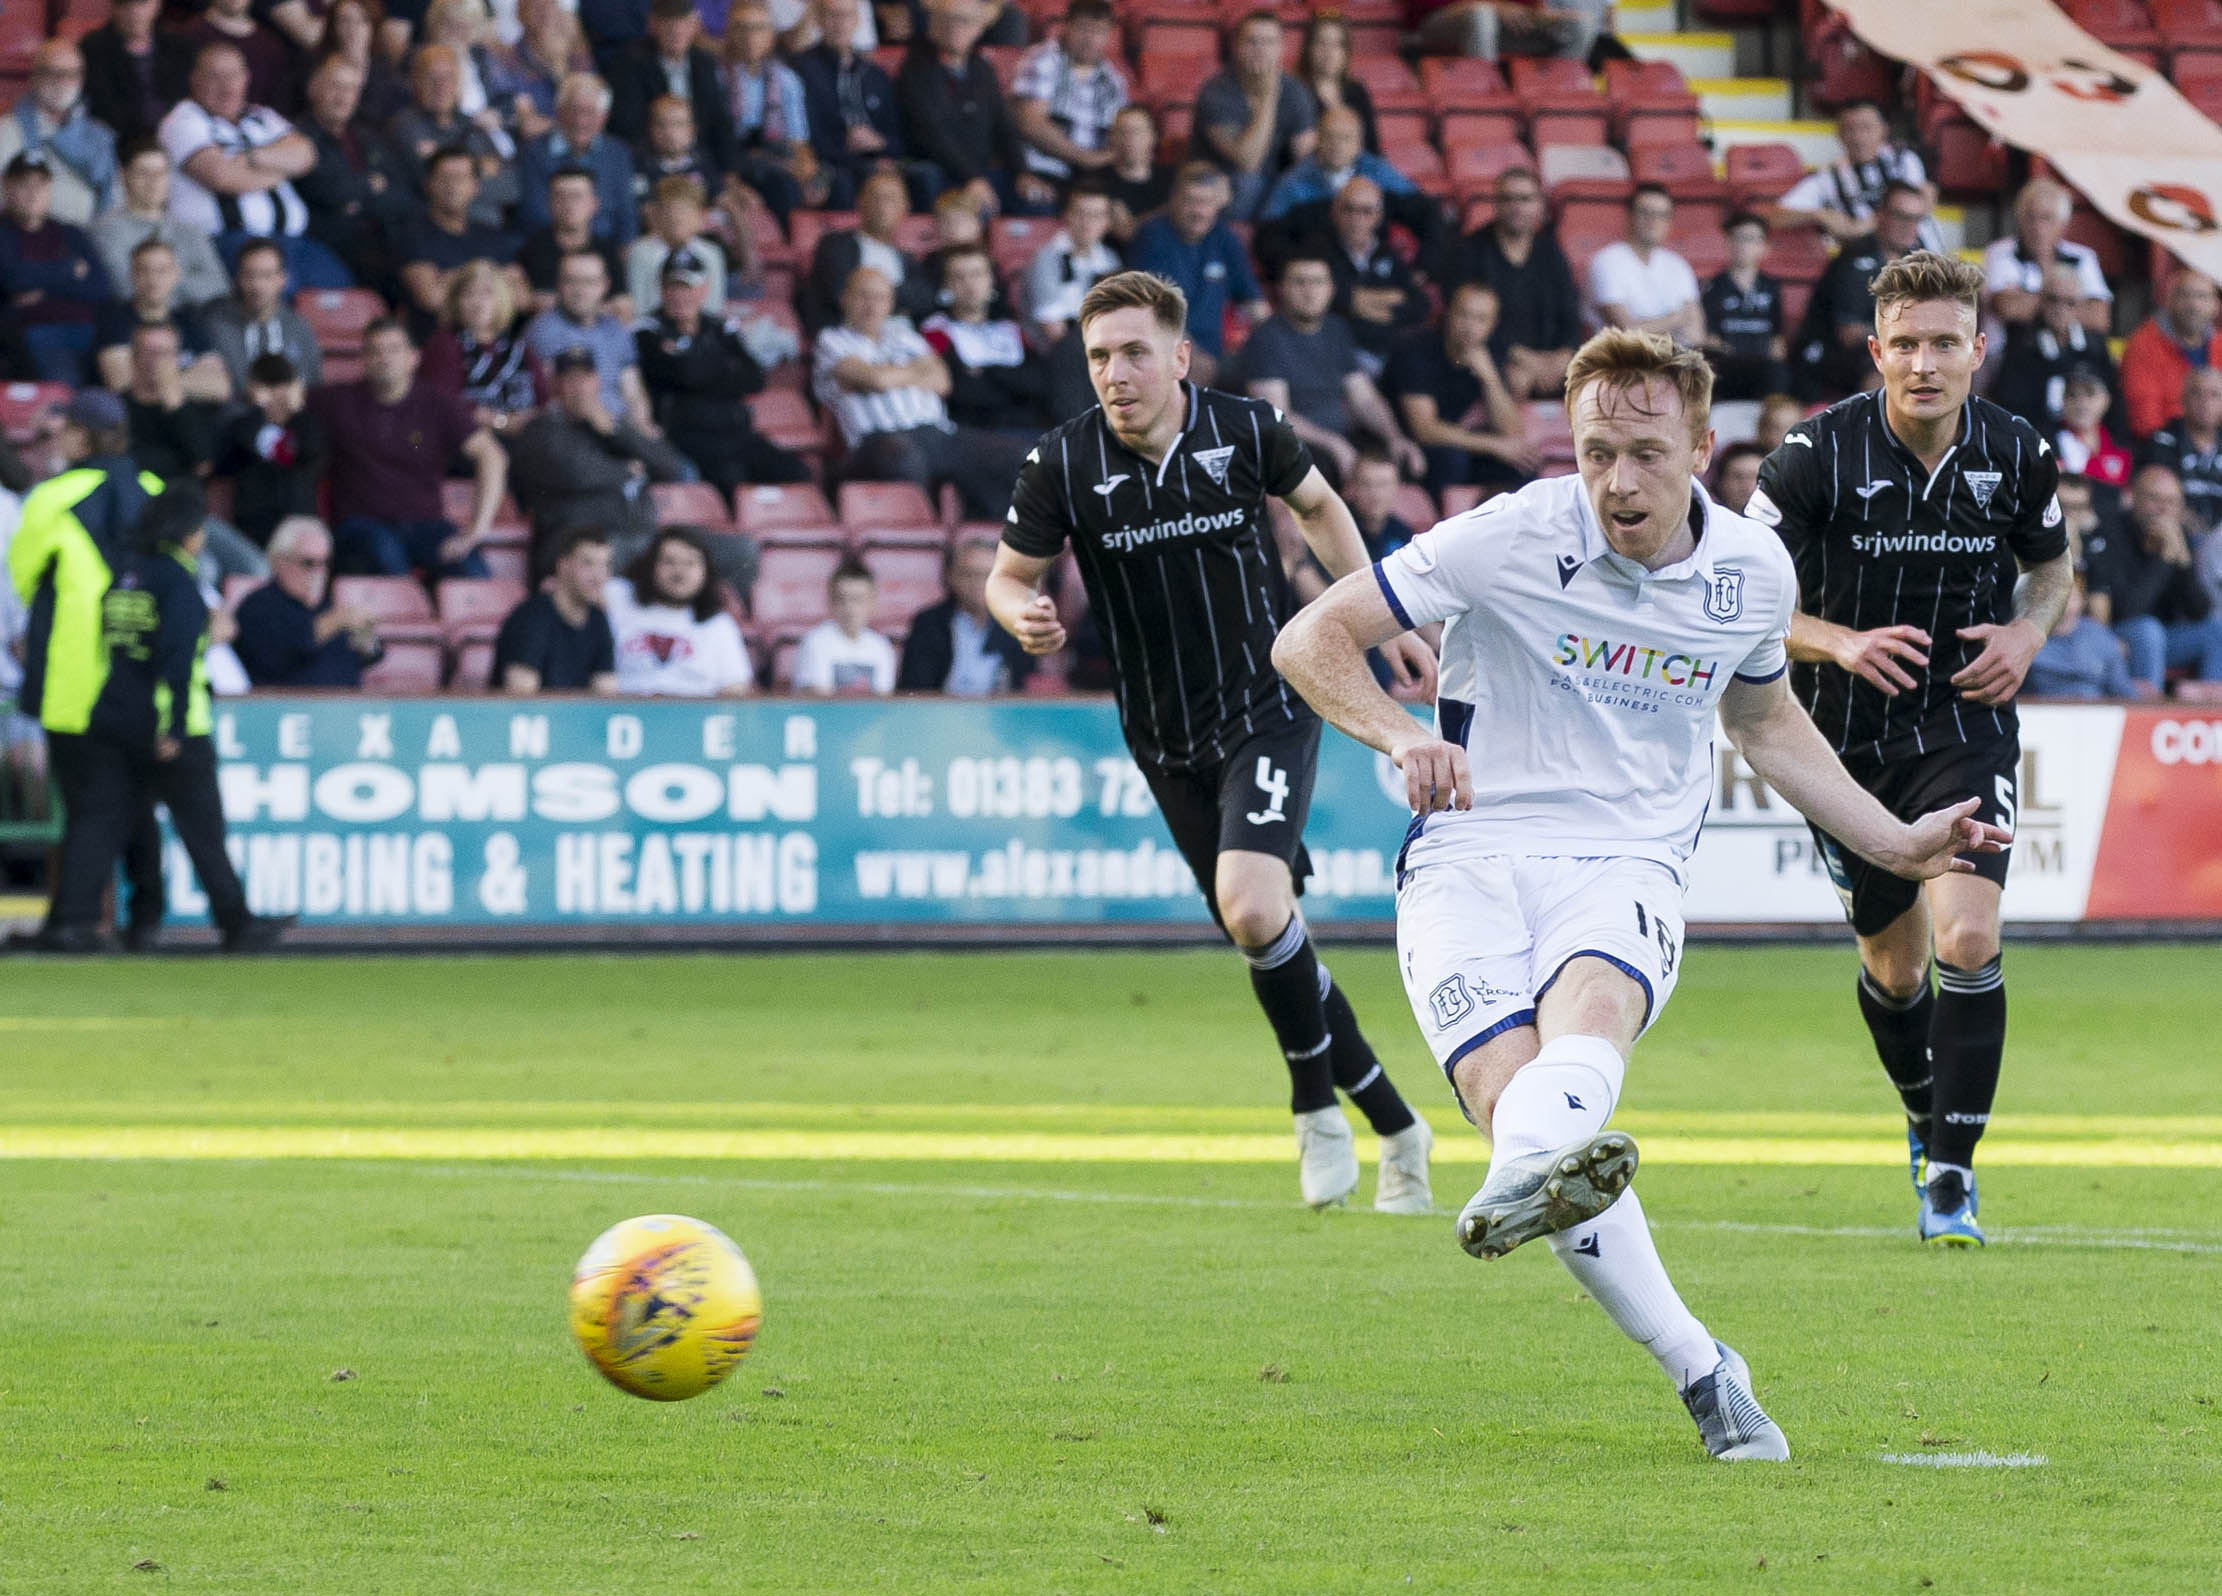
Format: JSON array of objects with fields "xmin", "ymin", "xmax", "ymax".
[{"xmin": 2, "ymin": 945, "xmax": 2218, "ymax": 1593}]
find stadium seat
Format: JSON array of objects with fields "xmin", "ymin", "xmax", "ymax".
[
  {"xmin": 1808, "ymin": 18, "xmax": 1897, "ymax": 107},
  {"xmin": 1137, "ymin": 21, "xmax": 1219, "ymax": 59},
  {"xmin": 0, "ymin": 5, "xmax": 47, "ymax": 76},
  {"xmin": 838, "ymin": 480, "xmax": 942, "ymax": 544},
  {"xmin": 298, "ymin": 288, "xmax": 387, "ymax": 353},
  {"xmin": 1928, "ymin": 117, "xmax": 2008, "ymax": 197},
  {"xmin": 749, "ymin": 389, "xmax": 827, "ymax": 458},
  {"xmin": 981, "ymin": 44, "xmax": 1024, "ymax": 93},
  {"xmin": 1726, "ymin": 143, "xmax": 1807, "ymax": 207},
  {"xmin": 1419, "ymin": 57, "xmax": 1516, "ymax": 118},
  {"xmin": 1448, "ymin": 139, "xmax": 1539, "ymax": 195},
  {"xmin": 436, "ymin": 578, "xmax": 526, "ymax": 634},
  {"xmin": 989, "ymin": 216, "xmax": 1054, "ymax": 278},
  {"xmin": 439, "ymin": 480, "xmax": 528, "ymax": 543},
  {"xmin": 650, "ymin": 480, "xmax": 736, "ymax": 530},
  {"xmin": 334, "ymin": 578, "xmax": 444, "ymax": 649},
  {"xmin": 2154, "ymin": 0, "xmax": 2222, "ymax": 51},
  {"xmin": 857, "ymin": 545, "xmax": 948, "ymax": 629},
  {"xmin": 2067, "ymin": 208, "xmax": 2141, "ymax": 286},
  {"xmin": 1674, "ymin": 221, "xmax": 1730, "ymax": 278},
  {"xmin": 892, "ymin": 213, "xmax": 939, "ymax": 256},
  {"xmin": 1141, "ymin": 53, "xmax": 1216, "ymax": 107},
  {"xmin": 1437, "ymin": 109, "xmax": 1524, "ymax": 152},
  {"xmin": 1763, "ymin": 228, "xmax": 1832, "ymax": 285},
  {"xmin": 449, "ymin": 638, "xmax": 496, "ymax": 693},
  {"xmin": 362, "ymin": 638, "xmax": 445, "ymax": 694},
  {"xmin": 0, "ymin": 380, "xmax": 68, "ymax": 441},
  {"xmin": 1348, "ymin": 55, "xmax": 1427, "ymax": 113},
  {"xmin": 2063, "ymin": 0, "xmax": 2164, "ymax": 50},
  {"xmin": 1603, "ymin": 60, "xmax": 1702, "ymax": 145},
  {"xmin": 1373, "ymin": 108, "xmax": 1433, "ymax": 151},
  {"xmin": 750, "ymin": 544, "xmax": 846, "ymax": 628},
  {"xmin": 1392, "ymin": 141, "xmax": 1450, "ymax": 187},
  {"xmin": 1695, "ymin": 0, "xmax": 1779, "ymax": 17},
  {"xmin": 1538, "ymin": 143, "xmax": 1632, "ymax": 203},
  {"xmin": 480, "ymin": 544, "xmax": 529, "ymax": 585},
  {"xmin": 1631, "ymin": 142, "xmax": 1729, "ymax": 205},
  {"xmin": 734, "ymin": 481, "xmax": 840, "ymax": 544},
  {"xmin": 1508, "ymin": 57, "xmax": 1609, "ymax": 147},
  {"xmin": 785, "ymin": 209, "xmax": 843, "ymax": 263}
]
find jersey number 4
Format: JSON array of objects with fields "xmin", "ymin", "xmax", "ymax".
[{"xmin": 1633, "ymin": 902, "xmax": 1679, "ymax": 978}]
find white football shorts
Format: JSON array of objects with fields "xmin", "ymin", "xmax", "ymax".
[{"xmin": 1395, "ymin": 853, "xmax": 1687, "ymax": 1078}]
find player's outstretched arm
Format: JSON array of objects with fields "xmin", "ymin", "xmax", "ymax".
[
  {"xmin": 1718, "ymin": 673, "xmax": 2010, "ymax": 880},
  {"xmin": 1273, "ymin": 571, "xmax": 1470, "ymax": 814},
  {"xmin": 1282, "ymin": 467, "xmax": 1437, "ymax": 693},
  {"xmin": 985, "ymin": 543, "xmax": 1066, "ymax": 656}
]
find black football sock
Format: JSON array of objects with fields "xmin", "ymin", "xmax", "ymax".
[
  {"xmin": 1929, "ymin": 956, "xmax": 2006, "ymax": 1171},
  {"xmin": 1242, "ymin": 915, "xmax": 1337, "ymax": 1115},
  {"xmin": 1857, "ymin": 964, "xmax": 1936, "ymax": 1141},
  {"xmin": 1318, "ymin": 966, "xmax": 1417, "ymax": 1135}
]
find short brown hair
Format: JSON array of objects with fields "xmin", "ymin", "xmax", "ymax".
[
  {"xmin": 1078, "ymin": 270, "xmax": 1188, "ymax": 336},
  {"xmin": 1563, "ymin": 327, "xmax": 1713, "ymax": 441},
  {"xmin": 1869, "ymin": 249, "xmax": 1983, "ymax": 324}
]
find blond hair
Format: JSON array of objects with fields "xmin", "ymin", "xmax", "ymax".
[
  {"xmin": 1870, "ymin": 249, "xmax": 1984, "ymax": 324},
  {"xmin": 1078, "ymin": 270, "xmax": 1189, "ymax": 337},
  {"xmin": 443, "ymin": 258, "xmax": 515, "ymax": 331},
  {"xmin": 1562, "ymin": 327, "xmax": 1713, "ymax": 441}
]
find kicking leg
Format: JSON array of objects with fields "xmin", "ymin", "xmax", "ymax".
[{"xmin": 1855, "ymin": 895, "xmax": 1939, "ymax": 1190}]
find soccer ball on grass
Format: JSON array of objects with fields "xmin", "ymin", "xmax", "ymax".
[{"xmin": 568, "ymin": 1214, "xmax": 763, "ymax": 1401}]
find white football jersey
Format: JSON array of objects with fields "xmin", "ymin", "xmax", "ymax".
[{"xmin": 1373, "ymin": 474, "xmax": 1797, "ymax": 878}]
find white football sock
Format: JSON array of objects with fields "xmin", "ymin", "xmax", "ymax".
[
  {"xmin": 1547, "ymin": 1188, "xmax": 1718, "ymax": 1391},
  {"xmin": 1483, "ymin": 1033, "xmax": 1627, "ymax": 1180}
]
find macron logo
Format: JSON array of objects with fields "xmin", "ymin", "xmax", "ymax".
[{"xmin": 1556, "ymin": 554, "xmax": 1582, "ymax": 588}]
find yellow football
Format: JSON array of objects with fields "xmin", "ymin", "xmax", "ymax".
[{"xmin": 568, "ymin": 1214, "xmax": 764, "ymax": 1401}]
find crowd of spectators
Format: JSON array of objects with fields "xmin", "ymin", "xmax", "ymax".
[{"xmin": 0, "ymin": 0, "xmax": 2217, "ymax": 706}]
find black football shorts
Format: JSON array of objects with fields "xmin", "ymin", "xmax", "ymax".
[
  {"xmin": 1809, "ymin": 735, "xmax": 2019, "ymax": 937},
  {"xmin": 1141, "ymin": 718, "xmax": 1322, "ymax": 927}
]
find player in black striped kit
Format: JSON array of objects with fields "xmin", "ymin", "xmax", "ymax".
[
  {"xmin": 985, "ymin": 269, "xmax": 1440, "ymax": 1214},
  {"xmin": 1748, "ymin": 252, "xmax": 2073, "ymax": 1246}
]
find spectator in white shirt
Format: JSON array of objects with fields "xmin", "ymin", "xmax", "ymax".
[
  {"xmin": 1586, "ymin": 183, "xmax": 1703, "ymax": 345},
  {"xmin": 1009, "ymin": 0, "xmax": 1127, "ymax": 182},
  {"xmin": 605, "ymin": 526, "xmax": 755, "ymax": 696},
  {"xmin": 812, "ymin": 262, "xmax": 1032, "ymax": 517},
  {"xmin": 1983, "ymin": 177, "xmax": 2112, "ymax": 335},
  {"xmin": 1023, "ymin": 181, "xmax": 1120, "ymax": 341},
  {"xmin": 1766, "ymin": 99, "xmax": 1941, "ymax": 250},
  {"xmin": 790, "ymin": 554, "xmax": 897, "ymax": 694}
]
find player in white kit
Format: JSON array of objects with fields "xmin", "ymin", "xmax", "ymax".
[{"xmin": 1273, "ymin": 330, "xmax": 2008, "ymax": 1460}]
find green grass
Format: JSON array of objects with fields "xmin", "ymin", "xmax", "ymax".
[{"xmin": 1, "ymin": 946, "xmax": 2219, "ymax": 1592}]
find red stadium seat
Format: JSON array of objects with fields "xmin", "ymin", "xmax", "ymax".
[
  {"xmin": 1621, "ymin": 113, "xmax": 1704, "ymax": 150},
  {"xmin": 0, "ymin": 380, "xmax": 68, "ymax": 441},
  {"xmin": 892, "ymin": 212, "xmax": 939, "ymax": 255},
  {"xmin": 436, "ymin": 578, "xmax": 526, "ymax": 633},
  {"xmin": 1142, "ymin": 54, "xmax": 1216, "ymax": 107},
  {"xmin": 333, "ymin": 576, "xmax": 435, "ymax": 625},
  {"xmin": 749, "ymin": 389, "xmax": 827, "ymax": 457},
  {"xmin": 839, "ymin": 480, "xmax": 942, "ymax": 542},
  {"xmin": 2154, "ymin": 0, "xmax": 2222, "ymax": 49},
  {"xmin": 1928, "ymin": 117, "xmax": 2009, "ymax": 197},
  {"xmin": 857, "ymin": 545, "xmax": 948, "ymax": 629},
  {"xmin": 1603, "ymin": 60, "xmax": 1701, "ymax": 144},
  {"xmin": 1374, "ymin": 108, "xmax": 1432, "ymax": 150},
  {"xmin": 1419, "ymin": 57, "xmax": 1515, "ymax": 117},
  {"xmin": 2062, "ymin": 0, "xmax": 2163, "ymax": 50},
  {"xmin": 1631, "ymin": 142, "xmax": 1727, "ymax": 204},
  {"xmin": 1526, "ymin": 109, "xmax": 1610, "ymax": 149},
  {"xmin": 480, "ymin": 544, "xmax": 529, "ymax": 585},
  {"xmin": 1508, "ymin": 54, "xmax": 1608, "ymax": 143},
  {"xmin": 2067, "ymin": 208, "xmax": 2141, "ymax": 286},
  {"xmin": 0, "ymin": 5, "xmax": 47, "ymax": 75},
  {"xmin": 361, "ymin": 639, "xmax": 446, "ymax": 694},
  {"xmin": 750, "ymin": 545, "xmax": 846, "ymax": 629},
  {"xmin": 1447, "ymin": 138, "xmax": 1540, "ymax": 194},
  {"xmin": 735, "ymin": 481, "xmax": 840, "ymax": 545},
  {"xmin": 981, "ymin": 45, "xmax": 1023, "ymax": 93},
  {"xmin": 440, "ymin": 480, "xmax": 527, "ymax": 542},
  {"xmin": 1725, "ymin": 143, "xmax": 1807, "ymax": 206},
  {"xmin": 1348, "ymin": 55, "xmax": 1426, "ymax": 113},
  {"xmin": 650, "ymin": 480, "xmax": 735, "ymax": 530},
  {"xmin": 1762, "ymin": 228, "xmax": 1831, "ymax": 285},
  {"xmin": 298, "ymin": 288, "xmax": 387, "ymax": 353},
  {"xmin": 450, "ymin": 638, "xmax": 496, "ymax": 693},
  {"xmin": 1390, "ymin": 141, "xmax": 1449, "ymax": 185},
  {"xmin": 1437, "ymin": 108, "xmax": 1523, "ymax": 149},
  {"xmin": 1538, "ymin": 143, "xmax": 1632, "ymax": 203},
  {"xmin": 1675, "ymin": 223, "xmax": 1730, "ymax": 279},
  {"xmin": 989, "ymin": 215, "xmax": 1054, "ymax": 278},
  {"xmin": 1138, "ymin": 21, "xmax": 1219, "ymax": 58}
]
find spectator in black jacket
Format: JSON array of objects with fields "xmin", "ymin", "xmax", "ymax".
[
  {"xmin": 1993, "ymin": 259, "xmax": 2121, "ymax": 438},
  {"xmin": 506, "ymin": 344, "xmax": 696, "ymax": 572},
  {"xmin": 233, "ymin": 516, "xmax": 383, "ymax": 686},
  {"xmin": 607, "ymin": 0, "xmax": 738, "ymax": 161},
  {"xmin": 218, "ymin": 352, "xmax": 327, "ymax": 544},
  {"xmin": 1318, "ymin": 176, "xmax": 1425, "ymax": 367},
  {"xmin": 2144, "ymin": 367, "xmax": 2222, "ymax": 534},
  {"xmin": 896, "ymin": 0, "xmax": 1054, "ymax": 216},
  {"xmin": 896, "ymin": 533, "xmax": 1033, "ymax": 695},
  {"xmin": 123, "ymin": 323, "xmax": 222, "ymax": 483},
  {"xmin": 1700, "ymin": 212, "xmax": 1788, "ymax": 402},
  {"xmin": 805, "ymin": 165, "xmax": 935, "ymax": 331},
  {"xmin": 80, "ymin": 0, "xmax": 196, "ymax": 144},
  {"xmin": 2088, "ymin": 462, "xmax": 2222, "ymax": 690},
  {"xmin": 294, "ymin": 54, "xmax": 412, "ymax": 288},
  {"xmin": 790, "ymin": 0, "xmax": 908, "ymax": 209},
  {"xmin": 920, "ymin": 243, "xmax": 1047, "ymax": 437},
  {"xmin": 1452, "ymin": 167, "xmax": 1580, "ymax": 401},
  {"xmin": 634, "ymin": 248, "xmax": 810, "ymax": 497}
]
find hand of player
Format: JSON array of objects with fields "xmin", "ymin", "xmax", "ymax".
[
  {"xmin": 1889, "ymin": 797, "xmax": 2011, "ymax": 880},
  {"xmin": 1010, "ymin": 593, "xmax": 1066, "ymax": 656},
  {"xmin": 1951, "ymin": 619, "xmax": 2043, "ymax": 706},
  {"xmin": 1391, "ymin": 734, "xmax": 1471, "ymax": 814},
  {"xmin": 1831, "ymin": 623, "xmax": 1930, "ymax": 696},
  {"xmin": 1377, "ymin": 631, "xmax": 1436, "ymax": 697}
]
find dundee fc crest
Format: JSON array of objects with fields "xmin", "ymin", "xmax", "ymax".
[{"xmin": 1704, "ymin": 567, "xmax": 1745, "ymax": 623}]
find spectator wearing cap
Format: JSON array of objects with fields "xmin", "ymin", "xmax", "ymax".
[
  {"xmin": 96, "ymin": 238, "xmax": 228, "ymax": 401},
  {"xmin": 1127, "ymin": 163, "xmax": 1265, "ymax": 389},
  {"xmin": 1196, "ymin": 10, "xmax": 1318, "ymax": 223},
  {"xmin": 921, "ymin": 243, "xmax": 1050, "ymax": 437},
  {"xmin": 1788, "ymin": 179, "xmax": 1929, "ymax": 402},
  {"xmin": 1097, "ymin": 104, "xmax": 1170, "ymax": 244},
  {"xmin": 2145, "ymin": 368, "xmax": 2222, "ymax": 535},
  {"xmin": 1009, "ymin": 0, "xmax": 1126, "ymax": 186},
  {"xmin": 627, "ymin": 175, "xmax": 729, "ymax": 315},
  {"xmin": 508, "ymin": 343, "xmax": 695, "ymax": 572},
  {"xmin": 636, "ymin": 246, "xmax": 808, "ymax": 497},
  {"xmin": 201, "ymin": 237, "xmax": 323, "ymax": 396},
  {"xmin": 791, "ymin": 555, "xmax": 897, "ymax": 695},
  {"xmin": 1700, "ymin": 211, "xmax": 1787, "ymax": 403},
  {"xmin": 160, "ymin": 43, "xmax": 349, "ymax": 289},
  {"xmin": 609, "ymin": 0, "xmax": 739, "ymax": 159},
  {"xmin": 396, "ymin": 145, "xmax": 527, "ymax": 327},
  {"xmin": 518, "ymin": 73, "xmax": 641, "ymax": 246},
  {"xmin": 805, "ymin": 166, "xmax": 936, "ymax": 332},
  {"xmin": 519, "ymin": 164, "xmax": 630, "ymax": 315},
  {"xmin": 813, "ymin": 263, "xmax": 1032, "ymax": 520},
  {"xmin": 89, "ymin": 135, "xmax": 232, "ymax": 312},
  {"xmin": 2086, "ymin": 463, "xmax": 2222, "ymax": 691},
  {"xmin": 2057, "ymin": 369, "xmax": 2132, "ymax": 503},
  {"xmin": 790, "ymin": 0, "xmax": 905, "ymax": 211},
  {"xmin": 0, "ymin": 153, "xmax": 117, "ymax": 385},
  {"xmin": 388, "ymin": 44, "xmax": 521, "ymax": 225},
  {"xmin": 717, "ymin": 0, "xmax": 825, "ymax": 220},
  {"xmin": 1316, "ymin": 175, "xmax": 1425, "ymax": 367},
  {"xmin": 419, "ymin": 260, "xmax": 547, "ymax": 433},
  {"xmin": 294, "ymin": 53, "xmax": 413, "ymax": 289},
  {"xmin": 80, "ymin": 0, "xmax": 197, "ymax": 145},
  {"xmin": 233, "ymin": 515, "xmax": 383, "ymax": 686},
  {"xmin": 0, "ymin": 41, "xmax": 120, "ymax": 227},
  {"xmin": 895, "ymin": 533, "xmax": 1032, "ymax": 695},
  {"xmin": 1995, "ymin": 259, "xmax": 2121, "ymax": 439},
  {"xmin": 898, "ymin": 0, "xmax": 1055, "ymax": 219},
  {"xmin": 1983, "ymin": 177, "xmax": 2111, "ymax": 335},
  {"xmin": 524, "ymin": 247, "xmax": 658, "ymax": 434},
  {"xmin": 1258, "ymin": 106, "xmax": 1414, "ymax": 227},
  {"xmin": 309, "ymin": 316, "xmax": 509, "ymax": 578},
  {"xmin": 217, "ymin": 352, "xmax": 327, "ymax": 544},
  {"xmin": 1023, "ymin": 182, "xmax": 1119, "ymax": 342},
  {"xmin": 1450, "ymin": 166, "xmax": 1579, "ymax": 402},
  {"xmin": 177, "ymin": 0, "xmax": 298, "ymax": 118},
  {"xmin": 1586, "ymin": 183, "xmax": 1701, "ymax": 345},
  {"xmin": 493, "ymin": 525, "xmax": 620, "ymax": 693},
  {"xmin": 2121, "ymin": 269, "xmax": 2222, "ymax": 442}
]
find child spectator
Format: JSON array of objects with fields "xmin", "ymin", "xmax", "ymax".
[
  {"xmin": 1701, "ymin": 212, "xmax": 1786, "ymax": 402},
  {"xmin": 790, "ymin": 555, "xmax": 897, "ymax": 695}
]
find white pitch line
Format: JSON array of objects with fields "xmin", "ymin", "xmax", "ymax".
[
  {"xmin": 390, "ymin": 1164, "xmax": 2222, "ymax": 1253},
  {"xmin": 1879, "ymin": 1452, "xmax": 2049, "ymax": 1469}
]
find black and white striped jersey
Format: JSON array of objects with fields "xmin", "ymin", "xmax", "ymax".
[
  {"xmin": 1748, "ymin": 389, "xmax": 2067, "ymax": 765},
  {"xmin": 1005, "ymin": 381, "xmax": 1317, "ymax": 773}
]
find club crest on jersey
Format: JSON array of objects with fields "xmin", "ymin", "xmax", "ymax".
[
  {"xmin": 1194, "ymin": 445, "xmax": 1236, "ymax": 486},
  {"xmin": 1965, "ymin": 470, "xmax": 2003, "ymax": 511},
  {"xmin": 1703, "ymin": 567, "xmax": 1745, "ymax": 623}
]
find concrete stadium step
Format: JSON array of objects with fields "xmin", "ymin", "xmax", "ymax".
[
  {"xmin": 1622, "ymin": 29, "xmax": 1739, "ymax": 80},
  {"xmin": 1710, "ymin": 117, "xmax": 1846, "ymax": 167},
  {"xmin": 1690, "ymin": 76, "xmax": 1793, "ymax": 122}
]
